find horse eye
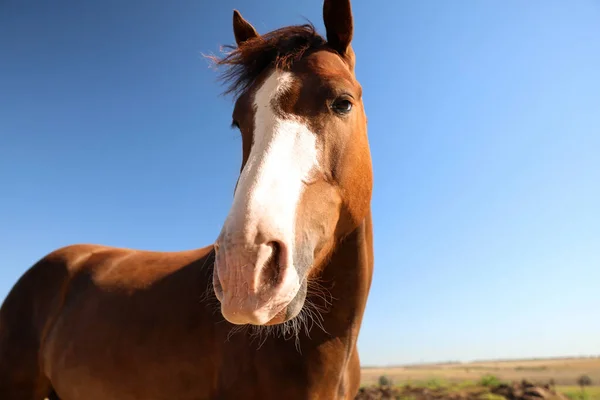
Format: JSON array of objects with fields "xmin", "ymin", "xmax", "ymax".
[{"xmin": 331, "ymin": 98, "xmax": 352, "ymax": 115}]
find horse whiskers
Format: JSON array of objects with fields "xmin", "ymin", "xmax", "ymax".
[
  {"xmin": 226, "ymin": 324, "xmax": 248, "ymax": 342},
  {"xmin": 202, "ymin": 253, "xmax": 336, "ymax": 353},
  {"xmin": 306, "ymin": 278, "xmax": 337, "ymax": 307},
  {"xmin": 199, "ymin": 256, "xmax": 222, "ymax": 317},
  {"xmin": 221, "ymin": 279, "xmax": 335, "ymax": 353},
  {"xmin": 200, "ymin": 284, "xmax": 221, "ymax": 315}
]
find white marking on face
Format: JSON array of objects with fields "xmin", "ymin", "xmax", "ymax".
[{"xmin": 219, "ymin": 69, "xmax": 320, "ymax": 317}]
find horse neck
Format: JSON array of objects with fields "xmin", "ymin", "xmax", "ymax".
[{"xmin": 316, "ymin": 210, "xmax": 374, "ymax": 337}]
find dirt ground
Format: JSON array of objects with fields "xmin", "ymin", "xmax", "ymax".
[{"xmin": 355, "ymin": 380, "xmax": 571, "ymax": 399}]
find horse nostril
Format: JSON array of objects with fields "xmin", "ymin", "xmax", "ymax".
[{"xmin": 260, "ymin": 241, "xmax": 285, "ymax": 289}]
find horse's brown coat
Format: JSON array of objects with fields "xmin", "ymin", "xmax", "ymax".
[{"xmin": 0, "ymin": 0, "xmax": 374, "ymax": 399}]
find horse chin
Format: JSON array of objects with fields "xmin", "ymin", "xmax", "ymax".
[{"xmin": 262, "ymin": 278, "xmax": 308, "ymax": 326}]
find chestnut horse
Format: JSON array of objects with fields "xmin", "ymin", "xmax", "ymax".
[{"xmin": 0, "ymin": 0, "xmax": 374, "ymax": 398}]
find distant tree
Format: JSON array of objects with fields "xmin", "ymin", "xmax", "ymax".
[
  {"xmin": 577, "ymin": 375, "xmax": 592, "ymax": 394},
  {"xmin": 378, "ymin": 375, "xmax": 392, "ymax": 387}
]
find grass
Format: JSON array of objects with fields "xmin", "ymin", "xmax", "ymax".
[
  {"xmin": 477, "ymin": 394, "xmax": 506, "ymax": 400},
  {"xmin": 557, "ymin": 386, "xmax": 600, "ymax": 400},
  {"xmin": 361, "ymin": 356, "xmax": 600, "ymax": 386},
  {"xmin": 365, "ymin": 378, "xmax": 498, "ymax": 399},
  {"xmin": 423, "ymin": 377, "xmax": 447, "ymax": 389},
  {"xmin": 365, "ymin": 380, "xmax": 600, "ymax": 400}
]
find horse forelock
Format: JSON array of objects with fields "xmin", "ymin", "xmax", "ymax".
[{"xmin": 208, "ymin": 23, "xmax": 327, "ymax": 97}]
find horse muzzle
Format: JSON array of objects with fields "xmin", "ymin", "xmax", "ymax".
[{"xmin": 212, "ymin": 238, "xmax": 302, "ymax": 325}]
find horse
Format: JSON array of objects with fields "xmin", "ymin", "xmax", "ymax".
[{"xmin": 0, "ymin": 0, "xmax": 374, "ymax": 398}]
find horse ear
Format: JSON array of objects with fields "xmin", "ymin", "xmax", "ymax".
[
  {"xmin": 233, "ymin": 10, "xmax": 259, "ymax": 47},
  {"xmin": 323, "ymin": 0, "xmax": 353, "ymax": 56}
]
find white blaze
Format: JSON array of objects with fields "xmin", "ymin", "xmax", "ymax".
[
  {"xmin": 221, "ymin": 70, "xmax": 319, "ymax": 312},
  {"xmin": 226, "ymin": 70, "xmax": 319, "ymax": 243}
]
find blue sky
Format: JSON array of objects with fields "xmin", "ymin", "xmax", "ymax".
[{"xmin": 1, "ymin": 0, "xmax": 599, "ymax": 366}]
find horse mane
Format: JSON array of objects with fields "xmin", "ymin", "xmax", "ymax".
[{"xmin": 210, "ymin": 23, "xmax": 327, "ymax": 97}]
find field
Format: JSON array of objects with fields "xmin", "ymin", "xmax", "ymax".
[{"xmin": 359, "ymin": 357, "xmax": 600, "ymax": 400}]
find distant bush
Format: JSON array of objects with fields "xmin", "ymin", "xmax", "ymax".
[
  {"xmin": 576, "ymin": 374, "xmax": 593, "ymax": 398},
  {"xmin": 478, "ymin": 374, "xmax": 502, "ymax": 388},
  {"xmin": 578, "ymin": 375, "xmax": 592, "ymax": 389},
  {"xmin": 378, "ymin": 375, "xmax": 392, "ymax": 387}
]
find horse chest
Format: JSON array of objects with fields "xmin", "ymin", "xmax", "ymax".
[
  {"xmin": 44, "ymin": 320, "xmax": 349, "ymax": 399},
  {"xmin": 41, "ymin": 294, "xmax": 348, "ymax": 399},
  {"xmin": 41, "ymin": 286, "xmax": 220, "ymax": 399},
  {"xmin": 210, "ymin": 338, "xmax": 352, "ymax": 399}
]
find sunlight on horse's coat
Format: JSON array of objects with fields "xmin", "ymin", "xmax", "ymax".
[{"xmin": 0, "ymin": 0, "xmax": 373, "ymax": 398}]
